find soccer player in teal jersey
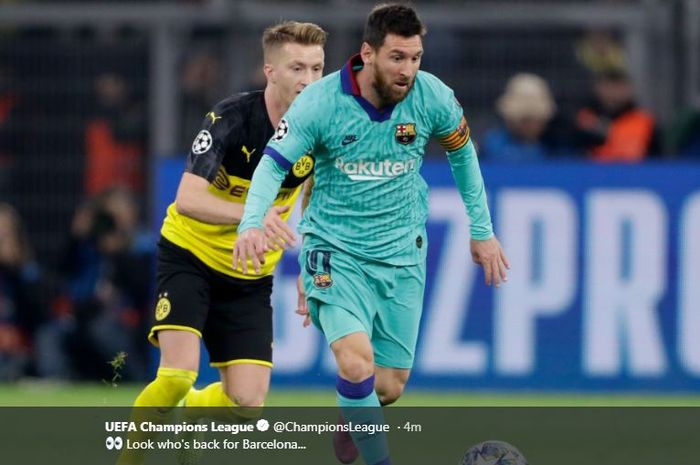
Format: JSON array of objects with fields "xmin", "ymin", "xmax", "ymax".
[{"xmin": 234, "ymin": 4, "xmax": 509, "ymax": 464}]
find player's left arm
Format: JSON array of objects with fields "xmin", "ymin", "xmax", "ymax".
[
  {"xmin": 446, "ymin": 138, "xmax": 510, "ymax": 287},
  {"xmin": 433, "ymin": 87, "xmax": 510, "ymax": 286}
]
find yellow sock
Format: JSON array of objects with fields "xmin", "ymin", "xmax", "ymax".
[
  {"xmin": 134, "ymin": 367, "xmax": 198, "ymax": 407},
  {"xmin": 116, "ymin": 368, "xmax": 197, "ymax": 465},
  {"xmin": 184, "ymin": 382, "xmax": 230, "ymax": 407},
  {"xmin": 184, "ymin": 381, "xmax": 262, "ymax": 422}
]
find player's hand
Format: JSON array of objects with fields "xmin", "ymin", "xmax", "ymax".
[
  {"xmin": 470, "ymin": 236, "xmax": 510, "ymax": 287},
  {"xmin": 263, "ymin": 205, "xmax": 297, "ymax": 250},
  {"xmin": 294, "ymin": 274, "xmax": 311, "ymax": 327},
  {"xmin": 232, "ymin": 227, "xmax": 267, "ymax": 274}
]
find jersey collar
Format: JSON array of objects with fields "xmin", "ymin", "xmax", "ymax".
[{"xmin": 340, "ymin": 54, "xmax": 396, "ymax": 122}]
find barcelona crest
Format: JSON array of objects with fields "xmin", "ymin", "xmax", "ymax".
[
  {"xmin": 313, "ymin": 272, "xmax": 333, "ymax": 289},
  {"xmin": 395, "ymin": 123, "xmax": 417, "ymax": 145}
]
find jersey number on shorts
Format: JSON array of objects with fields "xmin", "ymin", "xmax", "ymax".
[{"xmin": 306, "ymin": 250, "xmax": 333, "ymax": 289}]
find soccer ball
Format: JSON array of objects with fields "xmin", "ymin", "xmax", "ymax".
[
  {"xmin": 192, "ymin": 129, "xmax": 213, "ymax": 154},
  {"xmin": 459, "ymin": 440, "xmax": 528, "ymax": 465}
]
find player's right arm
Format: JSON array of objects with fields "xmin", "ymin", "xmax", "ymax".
[
  {"xmin": 174, "ymin": 107, "xmax": 295, "ymax": 250},
  {"xmin": 175, "ymin": 108, "xmax": 245, "ymax": 224},
  {"xmin": 296, "ymin": 175, "xmax": 315, "ymax": 326},
  {"xmin": 175, "ymin": 172, "xmax": 243, "ymax": 224},
  {"xmin": 233, "ymin": 90, "xmax": 320, "ymax": 274},
  {"xmin": 175, "ymin": 173, "xmax": 294, "ymax": 248}
]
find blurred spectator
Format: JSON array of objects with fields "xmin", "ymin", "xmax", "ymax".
[
  {"xmin": 36, "ymin": 188, "xmax": 154, "ymax": 381},
  {"xmin": 575, "ymin": 68, "xmax": 661, "ymax": 162},
  {"xmin": 480, "ymin": 73, "xmax": 577, "ymax": 162},
  {"xmin": 575, "ymin": 29, "xmax": 626, "ymax": 77},
  {"xmin": 85, "ymin": 73, "xmax": 146, "ymax": 195},
  {"xmin": 178, "ymin": 50, "xmax": 224, "ymax": 151},
  {"xmin": 0, "ymin": 203, "xmax": 45, "ymax": 380}
]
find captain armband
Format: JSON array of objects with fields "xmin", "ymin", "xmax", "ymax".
[{"xmin": 438, "ymin": 116, "xmax": 471, "ymax": 152}]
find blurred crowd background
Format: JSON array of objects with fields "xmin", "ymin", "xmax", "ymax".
[{"xmin": 0, "ymin": 0, "xmax": 698, "ymax": 383}]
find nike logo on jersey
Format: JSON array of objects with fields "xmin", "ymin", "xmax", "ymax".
[
  {"xmin": 241, "ymin": 145, "xmax": 256, "ymax": 163},
  {"xmin": 341, "ymin": 135, "xmax": 359, "ymax": 146},
  {"xmin": 206, "ymin": 112, "xmax": 223, "ymax": 124}
]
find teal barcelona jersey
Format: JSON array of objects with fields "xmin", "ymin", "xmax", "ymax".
[{"xmin": 265, "ymin": 55, "xmax": 475, "ymax": 266}]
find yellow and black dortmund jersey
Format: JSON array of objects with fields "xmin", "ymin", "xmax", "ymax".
[{"xmin": 161, "ymin": 91, "xmax": 314, "ymax": 279}]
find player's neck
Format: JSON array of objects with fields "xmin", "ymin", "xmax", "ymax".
[
  {"xmin": 263, "ymin": 86, "xmax": 289, "ymax": 129},
  {"xmin": 356, "ymin": 68, "xmax": 385, "ymax": 110}
]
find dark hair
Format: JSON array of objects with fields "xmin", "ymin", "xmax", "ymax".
[{"xmin": 362, "ymin": 3, "xmax": 426, "ymax": 49}]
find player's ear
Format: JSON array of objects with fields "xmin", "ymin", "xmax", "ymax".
[
  {"xmin": 360, "ymin": 42, "xmax": 374, "ymax": 66},
  {"xmin": 263, "ymin": 63, "xmax": 275, "ymax": 83}
]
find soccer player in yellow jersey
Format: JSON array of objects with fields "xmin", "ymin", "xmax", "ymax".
[{"xmin": 117, "ymin": 21, "xmax": 326, "ymax": 465}]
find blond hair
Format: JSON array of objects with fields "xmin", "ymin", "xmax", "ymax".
[{"xmin": 262, "ymin": 21, "xmax": 327, "ymax": 62}]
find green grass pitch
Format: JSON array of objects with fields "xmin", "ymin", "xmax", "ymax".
[
  {"xmin": 2, "ymin": 383, "xmax": 699, "ymax": 465},
  {"xmin": 1, "ymin": 382, "xmax": 700, "ymax": 406}
]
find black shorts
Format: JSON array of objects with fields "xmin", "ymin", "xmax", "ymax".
[{"xmin": 149, "ymin": 237, "xmax": 273, "ymax": 367}]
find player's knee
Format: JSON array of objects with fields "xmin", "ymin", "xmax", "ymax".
[
  {"xmin": 226, "ymin": 386, "xmax": 268, "ymax": 408},
  {"xmin": 230, "ymin": 393, "xmax": 266, "ymax": 409},
  {"xmin": 377, "ymin": 381, "xmax": 405, "ymax": 406},
  {"xmin": 336, "ymin": 352, "xmax": 374, "ymax": 382},
  {"xmin": 338, "ymin": 362, "xmax": 374, "ymax": 382}
]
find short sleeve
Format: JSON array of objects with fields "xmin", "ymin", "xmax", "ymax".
[{"xmin": 185, "ymin": 106, "xmax": 241, "ymax": 182}]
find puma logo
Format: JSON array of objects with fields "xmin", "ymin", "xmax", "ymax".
[
  {"xmin": 242, "ymin": 145, "xmax": 256, "ymax": 163},
  {"xmin": 206, "ymin": 112, "xmax": 222, "ymax": 124}
]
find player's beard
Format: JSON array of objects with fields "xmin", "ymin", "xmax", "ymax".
[{"xmin": 373, "ymin": 65, "xmax": 413, "ymax": 107}]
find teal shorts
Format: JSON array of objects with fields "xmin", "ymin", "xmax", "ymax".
[{"xmin": 299, "ymin": 237, "xmax": 426, "ymax": 369}]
